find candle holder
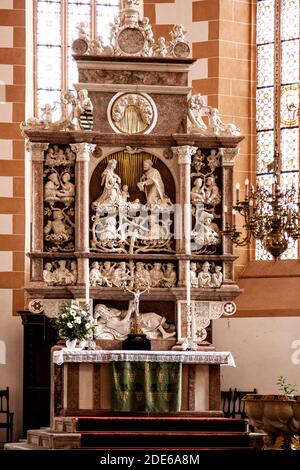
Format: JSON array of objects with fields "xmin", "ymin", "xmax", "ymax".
[{"xmin": 182, "ymin": 302, "xmax": 198, "ymax": 351}]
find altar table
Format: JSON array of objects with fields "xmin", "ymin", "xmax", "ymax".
[{"xmin": 51, "ymin": 349, "xmax": 235, "ymax": 422}]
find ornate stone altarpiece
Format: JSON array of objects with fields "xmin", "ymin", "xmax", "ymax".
[{"xmin": 23, "ymin": 0, "xmax": 243, "ymax": 352}]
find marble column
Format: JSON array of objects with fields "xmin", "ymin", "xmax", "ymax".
[
  {"xmin": 221, "ymin": 147, "xmax": 239, "ymax": 283},
  {"xmin": 171, "ymin": 145, "xmax": 197, "ymax": 287},
  {"xmin": 28, "ymin": 142, "xmax": 49, "ymax": 280},
  {"xmin": 71, "ymin": 143, "xmax": 96, "ymax": 287}
]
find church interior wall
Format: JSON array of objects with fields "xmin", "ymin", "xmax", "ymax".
[{"xmin": 213, "ymin": 316, "xmax": 300, "ymax": 394}]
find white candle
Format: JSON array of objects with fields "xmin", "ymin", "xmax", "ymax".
[
  {"xmin": 245, "ymin": 178, "xmax": 249, "ymax": 197},
  {"xmin": 85, "ymin": 260, "xmax": 90, "ymax": 305},
  {"xmin": 186, "ymin": 259, "xmax": 191, "ymax": 306},
  {"xmin": 236, "ymin": 183, "xmax": 240, "ymax": 202}
]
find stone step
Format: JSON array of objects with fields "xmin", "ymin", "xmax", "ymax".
[
  {"xmin": 80, "ymin": 430, "xmax": 250, "ymax": 448},
  {"xmin": 4, "ymin": 442, "xmax": 47, "ymax": 451},
  {"xmin": 27, "ymin": 429, "xmax": 81, "ymax": 449},
  {"xmin": 53, "ymin": 416, "xmax": 248, "ymax": 433}
]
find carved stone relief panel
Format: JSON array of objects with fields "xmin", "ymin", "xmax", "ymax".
[
  {"xmin": 43, "ymin": 145, "xmax": 76, "ymax": 252},
  {"xmin": 190, "ymin": 261, "xmax": 223, "ymax": 289},
  {"xmin": 43, "ymin": 260, "xmax": 77, "ymax": 286},
  {"xmin": 89, "ymin": 151, "xmax": 175, "ymax": 254},
  {"xmin": 93, "ymin": 300, "xmax": 176, "ymax": 341},
  {"xmin": 89, "ymin": 260, "xmax": 177, "ymax": 289},
  {"xmin": 190, "ymin": 148, "xmax": 223, "ymax": 254}
]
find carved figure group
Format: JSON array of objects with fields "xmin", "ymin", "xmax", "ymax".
[
  {"xmin": 190, "ymin": 262, "xmax": 223, "ymax": 288},
  {"xmin": 192, "ymin": 210, "xmax": 221, "ymax": 247},
  {"xmin": 188, "ymin": 93, "xmax": 241, "ymax": 137},
  {"xmin": 43, "ymin": 260, "xmax": 77, "ymax": 286},
  {"xmin": 138, "ymin": 159, "xmax": 172, "ymax": 207},
  {"xmin": 72, "ymin": 10, "xmax": 190, "ymax": 59},
  {"xmin": 89, "ymin": 261, "xmax": 177, "ymax": 289},
  {"xmin": 44, "ymin": 208, "xmax": 74, "ymax": 250},
  {"xmin": 20, "ymin": 89, "xmax": 93, "ymax": 134},
  {"xmin": 91, "ymin": 158, "xmax": 174, "ymax": 253},
  {"xmin": 94, "ymin": 300, "xmax": 176, "ymax": 340},
  {"xmin": 44, "ymin": 171, "xmax": 75, "ymax": 207},
  {"xmin": 92, "ymin": 159, "xmax": 123, "ymax": 209}
]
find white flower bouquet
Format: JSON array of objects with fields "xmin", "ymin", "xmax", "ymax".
[{"xmin": 52, "ymin": 300, "xmax": 96, "ymax": 341}]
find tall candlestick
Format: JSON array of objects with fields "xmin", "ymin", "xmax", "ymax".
[{"xmin": 186, "ymin": 259, "xmax": 191, "ymax": 307}]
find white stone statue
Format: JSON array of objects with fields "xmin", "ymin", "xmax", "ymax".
[
  {"xmin": 192, "ymin": 150, "xmax": 205, "ymax": 174},
  {"xmin": 137, "ymin": 159, "xmax": 171, "ymax": 207},
  {"xmin": 190, "ymin": 262, "xmax": 199, "ymax": 288},
  {"xmin": 111, "ymin": 261, "xmax": 130, "ymax": 287},
  {"xmin": 170, "ymin": 24, "xmax": 187, "ymax": 43},
  {"xmin": 44, "ymin": 173, "xmax": 61, "ymax": 206},
  {"xmin": 149, "ymin": 262, "xmax": 164, "ymax": 287},
  {"xmin": 191, "ymin": 177, "xmax": 206, "ymax": 205},
  {"xmin": 89, "ymin": 37, "xmax": 103, "ymax": 55},
  {"xmin": 192, "ymin": 210, "xmax": 221, "ymax": 246},
  {"xmin": 40, "ymin": 103, "xmax": 56, "ymax": 128},
  {"xmin": 141, "ymin": 17, "xmax": 154, "ymax": 51},
  {"xmin": 43, "ymin": 262, "xmax": 55, "ymax": 285},
  {"xmin": 163, "ymin": 263, "xmax": 177, "ymax": 288},
  {"xmin": 89, "ymin": 261, "xmax": 103, "ymax": 287},
  {"xmin": 153, "ymin": 37, "xmax": 168, "ymax": 57},
  {"xmin": 76, "ymin": 21, "xmax": 89, "ymax": 41},
  {"xmin": 100, "ymin": 261, "xmax": 115, "ymax": 287},
  {"xmin": 204, "ymin": 175, "xmax": 221, "ymax": 206},
  {"xmin": 59, "ymin": 171, "xmax": 75, "ymax": 207},
  {"xmin": 121, "ymin": 185, "xmax": 130, "ymax": 204},
  {"xmin": 134, "ymin": 262, "xmax": 152, "ymax": 289},
  {"xmin": 43, "ymin": 260, "xmax": 77, "ymax": 286},
  {"xmin": 188, "ymin": 94, "xmax": 209, "ymax": 133},
  {"xmin": 95, "ymin": 214, "xmax": 118, "ymax": 242},
  {"xmin": 92, "ymin": 159, "xmax": 123, "ymax": 209},
  {"xmin": 188, "ymin": 93, "xmax": 242, "ymax": 137},
  {"xmin": 198, "ymin": 261, "xmax": 212, "ymax": 288},
  {"xmin": 208, "ymin": 107, "xmax": 241, "ymax": 136},
  {"xmin": 44, "ymin": 209, "xmax": 72, "ymax": 243},
  {"xmin": 210, "ymin": 266, "xmax": 223, "ymax": 288},
  {"xmin": 53, "ymin": 260, "xmax": 76, "ymax": 285},
  {"xmin": 94, "ymin": 301, "xmax": 176, "ymax": 340}
]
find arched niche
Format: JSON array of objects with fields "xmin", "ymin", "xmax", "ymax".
[{"xmin": 89, "ymin": 150, "xmax": 176, "ymax": 206}]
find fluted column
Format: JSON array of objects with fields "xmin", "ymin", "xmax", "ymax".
[
  {"xmin": 221, "ymin": 147, "xmax": 239, "ymax": 283},
  {"xmin": 28, "ymin": 142, "xmax": 49, "ymax": 280},
  {"xmin": 71, "ymin": 143, "xmax": 96, "ymax": 285},
  {"xmin": 172, "ymin": 145, "xmax": 197, "ymax": 287}
]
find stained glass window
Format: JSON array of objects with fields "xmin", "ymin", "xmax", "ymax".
[
  {"xmin": 36, "ymin": 0, "xmax": 120, "ymax": 113},
  {"xmin": 256, "ymin": 0, "xmax": 300, "ymax": 260}
]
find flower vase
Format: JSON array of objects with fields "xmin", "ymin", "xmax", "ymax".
[{"xmin": 65, "ymin": 339, "xmax": 77, "ymax": 351}]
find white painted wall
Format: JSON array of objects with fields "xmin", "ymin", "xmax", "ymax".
[
  {"xmin": 213, "ymin": 317, "xmax": 300, "ymax": 394},
  {"xmin": 0, "ymin": 289, "xmax": 23, "ymax": 440}
]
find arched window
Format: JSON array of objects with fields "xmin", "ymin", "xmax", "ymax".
[
  {"xmin": 256, "ymin": 0, "xmax": 300, "ymax": 259},
  {"xmin": 35, "ymin": 0, "xmax": 120, "ymax": 114}
]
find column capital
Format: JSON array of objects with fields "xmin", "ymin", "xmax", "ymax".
[
  {"xmin": 26, "ymin": 142, "xmax": 49, "ymax": 161},
  {"xmin": 221, "ymin": 147, "xmax": 239, "ymax": 166},
  {"xmin": 171, "ymin": 145, "xmax": 198, "ymax": 165},
  {"xmin": 70, "ymin": 143, "xmax": 96, "ymax": 162}
]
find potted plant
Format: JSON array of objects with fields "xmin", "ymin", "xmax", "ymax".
[
  {"xmin": 52, "ymin": 300, "xmax": 97, "ymax": 350},
  {"xmin": 242, "ymin": 376, "xmax": 300, "ymax": 450}
]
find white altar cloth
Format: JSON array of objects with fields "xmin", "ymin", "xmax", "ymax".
[{"xmin": 53, "ymin": 349, "xmax": 236, "ymax": 367}]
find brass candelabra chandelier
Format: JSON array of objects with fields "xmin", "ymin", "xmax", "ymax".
[
  {"xmin": 223, "ymin": 1, "xmax": 300, "ymax": 260},
  {"xmin": 222, "ymin": 151, "xmax": 300, "ymax": 260}
]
